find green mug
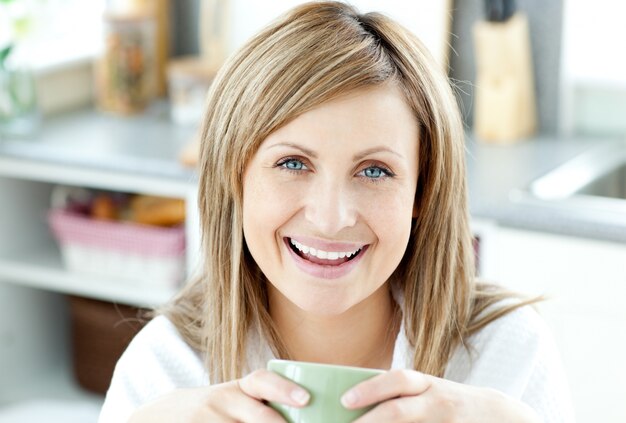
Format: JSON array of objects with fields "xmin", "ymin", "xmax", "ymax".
[{"xmin": 267, "ymin": 359, "xmax": 385, "ymax": 423}]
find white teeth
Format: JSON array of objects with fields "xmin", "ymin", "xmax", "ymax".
[{"xmin": 289, "ymin": 238, "xmax": 362, "ymax": 261}]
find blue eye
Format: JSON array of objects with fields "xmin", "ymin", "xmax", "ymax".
[
  {"xmin": 360, "ymin": 166, "xmax": 391, "ymax": 181},
  {"xmin": 278, "ymin": 158, "xmax": 308, "ymax": 172},
  {"xmin": 363, "ymin": 167, "xmax": 385, "ymax": 179}
]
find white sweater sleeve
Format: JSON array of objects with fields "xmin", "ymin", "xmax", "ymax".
[
  {"xmin": 98, "ymin": 316, "xmax": 208, "ymax": 423},
  {"xmin": 444, "ymin": 306, "xmax": 575, "ymax": 422}
]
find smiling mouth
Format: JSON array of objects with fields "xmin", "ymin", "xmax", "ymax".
[{"xmin": 285, "ymin": 237, "xmax": 366, "ymax": 266}]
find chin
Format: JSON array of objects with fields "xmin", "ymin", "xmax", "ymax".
[{"xmin": 290, "ymin": 288, "xmax": 356, "ymax": 316}]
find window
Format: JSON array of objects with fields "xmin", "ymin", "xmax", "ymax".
[{"xmin": 0, "ymin": 0, "xmax": 106, "ymax": 72}]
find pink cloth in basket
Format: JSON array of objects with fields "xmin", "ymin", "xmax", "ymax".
[{"xmin": 48, "ymin": 209, "xmax": 185, "ymax": 257}]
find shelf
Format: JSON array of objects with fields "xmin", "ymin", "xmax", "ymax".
[
  {"xmin": 0, "ymin": 360, "xmax": 103, "ymax": 423},
  {"xmin": 1, "ymin": 365, "xmax": 103, "ymax": 406},
  {"xmin": 0, "ymin": 156, "xmax": 196, "ymax": 198},
  {"xmin": 0, "ymin": 105, "xmax": 193, "ymax": 418},
  {"xmin": 0, "ymin": 244, "xmax": 177, "ymax": 307}
]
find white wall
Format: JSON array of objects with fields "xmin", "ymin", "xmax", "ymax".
[
  {"xmin": 561, "ymin": 0, "xmax": 626, "ymax": 87},
  {"xmin": 228, "ymin": 0, "xmax": 452, "ymax": 67},
  {"xmin": 559, "ymin": 0, "xmax": 626, "ymax": 135}
]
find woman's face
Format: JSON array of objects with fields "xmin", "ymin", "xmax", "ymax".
[{"xmin": 242, "ymin": 84, "xmax": 419, "ymax": 315}]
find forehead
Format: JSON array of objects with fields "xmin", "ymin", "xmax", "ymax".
[{"xmin": 260, "ymin": 84, "xmax": 419, "ymax": 154}]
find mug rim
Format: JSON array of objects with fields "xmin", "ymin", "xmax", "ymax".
[{"xmin": 268, "ymin": 359, "xmax": 386, "ymax": 375}]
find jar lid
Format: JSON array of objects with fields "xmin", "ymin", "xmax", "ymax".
[
  {"xmin": 167, "ymin": 56, "xmax": 218, "ymax": 81},
  {"xmin": 104, "ymin": 11, "xmax": 154, "ymax": 23}
]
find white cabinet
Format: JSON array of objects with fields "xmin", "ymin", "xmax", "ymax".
[
  {"xmin": 489, "ymin": 226, "xmax": 626, "ymax": 423},
  {"xmin": 0, "ymin": 154, "xmax": 199, "ymax": 414}
]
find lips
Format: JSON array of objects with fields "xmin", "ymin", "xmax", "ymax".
[{"xmin": 283, "ymin": 237, "xmax": 369, "ymax": 279}]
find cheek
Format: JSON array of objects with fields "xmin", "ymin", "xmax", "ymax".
[
  {"xmin": 362, "ymin": 187, "xmax": 414, "ymax": 257},
  {"xmin": 242, "ymin": 172, "xmax": 299, "ymax": 252}
]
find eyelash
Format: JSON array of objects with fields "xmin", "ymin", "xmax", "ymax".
[{"xmin": 274, "ymin": 157, "xmax": 395, "ymax": 184}]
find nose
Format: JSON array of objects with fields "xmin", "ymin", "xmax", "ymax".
[{"xmin": 304, "ymin": 176, "xmax": 357, "ymax": 236}]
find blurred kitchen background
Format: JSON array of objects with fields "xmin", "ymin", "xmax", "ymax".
[{"xmin": 0, "ymin": 0, "xmax": 624, "ymax": 422}]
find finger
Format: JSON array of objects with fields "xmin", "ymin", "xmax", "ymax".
[
  {"xmin": 352, "ymin": 396, "xmax": 425, "ymax": 423},
  {"xmin": 226, "ymin": 395, "xmax": 285, "ymax": 423},
  {"xmin": 341, "ymin": 369, "xmax": 431, "ymax": 409},
  {"xmin": 238, "ymin": 369, "xmax": 310, "ymax": 407},
  {"xmin": 220, "ymin": 388, "xmax": 286, "ymax": 423}
]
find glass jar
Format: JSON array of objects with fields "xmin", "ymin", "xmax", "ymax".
[
  {"xmin": 167, "ymin": 57, "xmax": 216, "ymax": 126},
  {"xmin": 0, "ymin": 64, "xmax": 40, "ymax": 138},
  {"xmin": 95, "ymin": 12, "xmax": 156, "ymax": 114}
]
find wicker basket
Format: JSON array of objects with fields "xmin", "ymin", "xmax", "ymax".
[
  {"xmin": 48, "ymin": 209, "xmax": 186, "ymax": 288},
  {"xmin": 69, "ymin": 295, "xmax": 149, "ymax": 394}
]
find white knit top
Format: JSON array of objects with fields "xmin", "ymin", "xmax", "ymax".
[{"xmin": 98, "ymin": 304, "xmax": 575, "ymax": 422}]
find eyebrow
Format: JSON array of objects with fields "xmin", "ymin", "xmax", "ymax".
[
  {"xmin": 353, "ymin": 146, "xmax": 403, "ymax": 161},
  {"xmin": 266, "ymin": 142, "xmax": 318, "ymax": 158},
  {"xmin": 265, "ymin": 142, "xmax": 403, "ymax": 161}
]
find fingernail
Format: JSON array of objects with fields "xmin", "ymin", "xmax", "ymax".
[
  {"xmin": 291, "ymin": 388, "xmax": 310, "ymax": 405},
  {"xmin": 341, "ymin": 389, "xmax": 358, "ymax": 408}
]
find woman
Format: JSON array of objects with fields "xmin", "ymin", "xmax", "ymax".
[{"xmin": 100, "ymin": 2, "xmax": 573, "ymax": 422}]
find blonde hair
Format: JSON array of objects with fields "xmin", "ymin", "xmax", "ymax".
[{"xmin": 162, "ymin": 1, "xmax": 535, "ymax": 383}]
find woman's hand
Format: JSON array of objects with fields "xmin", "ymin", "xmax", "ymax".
[
  {"xmin": 128, "ymin": 369, "xmax": 310, "ymax": 423},
  {"xmin": 341, "ymin": 369, "xmax": 542, "ymax": 423}
]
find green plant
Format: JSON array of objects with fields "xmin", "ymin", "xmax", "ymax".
[
  {"xmin": 0, "ymin": 0, "xmax": 40, "ymax": 136},
  {"xmin": 0, "ymin": 0, "xmax": 33, "ymax": 48},
  {"xmin": 0, "ymin": 44, "xmax": 12, "ymax": 70}
]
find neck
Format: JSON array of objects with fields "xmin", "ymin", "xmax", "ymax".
[{"xmin": 268, "ymin": 283, "xmax": 401, "ymax": 370}]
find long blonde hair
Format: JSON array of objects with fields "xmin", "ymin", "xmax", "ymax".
[{"xmin": 162, "ymin": 1, "xmax": 534, "ymax": 383}]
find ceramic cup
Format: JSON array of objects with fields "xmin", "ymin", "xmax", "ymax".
[{"xmin": 267, "ymin": 359, "xmax": 385, "ymax": 423}]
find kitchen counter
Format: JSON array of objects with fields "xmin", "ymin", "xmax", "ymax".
[
  {"xmin": 1, "ymin": 107, "xmax": 624, "ymax": 242},
  {"xmin": 0, "ymin": 102, "xmax": 197, "ymax": 182},
  {"xmin": 466, "ymin": 135, "xmax": 626, "ymax": 242}
]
